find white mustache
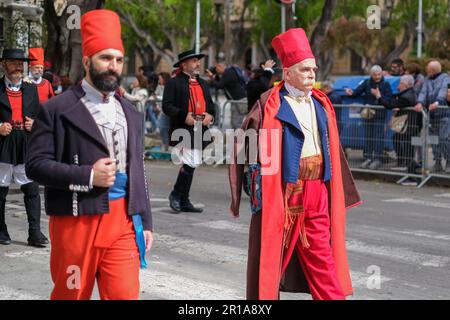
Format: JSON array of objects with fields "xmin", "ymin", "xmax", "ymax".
[{"xmin": 303, "ymin": 79, "xmax": 315, "ymax": 86}]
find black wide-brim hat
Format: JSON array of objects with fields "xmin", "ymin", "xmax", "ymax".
[
  {"xmin": 0, "ymin": 48, "xmax": 36, "ymax": 61},
  {"xmin": 173, "ymin": 49, "xmax": 205, "ymax": 68}
]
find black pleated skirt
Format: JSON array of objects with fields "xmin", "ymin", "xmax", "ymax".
[{"xmin": 0, "ymin": 130, "xmax": 28, "ymax": 165}]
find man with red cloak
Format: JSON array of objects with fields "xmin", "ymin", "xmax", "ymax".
[{"xmin": 229, "ymin": 28, "xmax": 362, "ymax": 300}]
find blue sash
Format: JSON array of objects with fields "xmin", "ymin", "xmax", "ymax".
[{"xmin": 109, "ymin": 172, "xmax": 147, "ymax": 269}]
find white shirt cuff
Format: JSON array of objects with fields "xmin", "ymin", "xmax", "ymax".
[
  {"xmin": 264, "ymin": 68, "xmax": 274, "ymax": 74},
  {"xmin": 89, "ymin": 169, "xmax": 94, "ymax": 189}
]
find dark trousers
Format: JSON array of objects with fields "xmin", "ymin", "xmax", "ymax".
[
  {"xmin": 363, "ymin": 117, "xmax": 386, "ymax": 161},
  {"xmin": 393, "ymin": 113, "xmax": 421, "ymax": 172},
  {"xmin": 172, "ymin": 164, "xmax": 195, "ymax": 199},
  {"xmin": 430, "ymin": 114, "xmax": 450, "ymax": 163},
  {"xmin": 0, "ymin": 182, "xmax": 41, "ymax": 234}
]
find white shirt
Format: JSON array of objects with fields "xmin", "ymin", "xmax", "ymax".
[
  {"xmin": 28, "ymin": 73, "xmax": 43, "ymax": 84},
  {"xmin": 284, "ymin": 83, "xmax": 321, "ymax": 158},
  {"xmin": 81, "ymin": 79, "xmax": 117, "ymax": 127},
  {"xmin": 4, "ymin": 76, "xmax": 22, "ymax": 92}
]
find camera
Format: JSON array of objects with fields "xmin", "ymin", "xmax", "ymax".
[{"xmin": 208, "ymin": 66, "xmax": 217, "ymax": 75}]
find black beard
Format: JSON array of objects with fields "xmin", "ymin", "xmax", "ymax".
[{"xmin": 89, "ymin": 63, "xmax": 121, "ymax": 92}]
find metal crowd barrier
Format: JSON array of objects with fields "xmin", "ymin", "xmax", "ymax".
[
  {"xmin": 218, "ymin": 98, "xmax": 248, "ymax": 130},
  {"xmin": 334, "ymin": 104, "xmax": 450, "ymax": 188}
]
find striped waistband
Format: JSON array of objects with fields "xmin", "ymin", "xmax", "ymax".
[{"xmin": 298, "ymin": 154, "xmax": 323, "ymax": 181}]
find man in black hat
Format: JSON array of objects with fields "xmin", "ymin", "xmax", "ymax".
[
  {"xmin": 0, "ymin": 48, "xmax": 48, "ymax": 246},
  {"xmin": 162, "ymin": 49, "xmax": 215, "ymax": 213}
]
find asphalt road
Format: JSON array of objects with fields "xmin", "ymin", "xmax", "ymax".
[{"xmin": 0, "ymin": 160, "xmax": 449, "ymax": 300}]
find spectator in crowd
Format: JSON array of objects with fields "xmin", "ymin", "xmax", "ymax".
[
  {"xmin": 447, "ymin": 83, "xmax": 450, "ymax": 106},
  {"xmin": 271, "ymin": 67, "xmax": 283, "ymax": 86},
  {"xmin": 379, "ymin": 74, "xmax": 421, "ymax": 177},
  {"xmin": 321, "ymin": 80, "xmax": 343, "ymax": 133},
  {"xmin": 415, "ymin": 60, "xmax": 450, "ymax": 172},
  {"xmin": 121, "ymin": 74, "xmax": 148, "ymax": 115},
  {"xmin": 246, "ymin": 59, "xmax": 276, "ymax": 112},
  {"xmin": 390, "ymin": 58, "xmax": 405, "ymax": 76},
  {"xmin": 405, "ymin": 62, "xmax": 425, "ymax": 96},
  {"xmin": 345, "ymin": 65, "xmax": 393, "ymax": 170},
  {"xmin": 206, "ymin": 62, "xmax": 247, "ymax": 129},
  {"xmin": 155, "ymin": 72, "xmax": 172, "ymax": 149},
  {"xmin": 59, "ymin": 75, "xmax": 74, "ymax": 92},
  {"xmin": 42, "ymin": 61, "xmax": 63, "ymax": 95}
]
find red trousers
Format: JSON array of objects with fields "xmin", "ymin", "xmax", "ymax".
[
  {"xmin": 49, "ymin": 198, "xmax": 140, "ymax": 300},
  {"xmin": 281, "ymin": 180, "xmax": 345, "ymax": 300}
]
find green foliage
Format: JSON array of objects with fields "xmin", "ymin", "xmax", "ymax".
[{"xmin": 106, "ymin": 0, "xmax": 216, "ymax": 54}]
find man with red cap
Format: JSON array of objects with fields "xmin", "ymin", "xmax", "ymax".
[
  {"xmin": 27, "ymin": 48, "xmax": 54, "ymax": 103},
  {"xmin": 229, "ymin": 28, "xmax": 362, "ymax": 300},
  {"xmin": 26, "ymin": 9, "xmax": 153, "ymax": 300}
]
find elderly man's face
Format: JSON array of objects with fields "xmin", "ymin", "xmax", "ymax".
[
  {"xmin": 182, "ymin": 58, "xmax": 201, "ymax": 76},
  {"xmin": 30, "ymin": 65, "xmax": 44, "ymax": 79},
  {"xmin": 2, "ymin": 60, "xmax": 24, "ymax": 82},
  {"xmin": 371, "ymin": 71, "xmax": 382, "ymax": 83},
  {"xmin": 425, "ymin": 63, "xmax": 439, "ymax": 77},
  {"xmin": 397, "ymin": 81, "xmax": 408, "ymax": 92},
  {"xmin": 284, "ymin": 58, "xmax": 317, "ymax": 92}
]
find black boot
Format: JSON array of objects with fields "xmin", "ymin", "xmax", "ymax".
[
  {"xmin": 0, "ymin": 186, "xmax": 11, "ymax": 245},
  {"xmin": 21, "ymin": 182, "xmax": 48, "ymax": 247},
  {"xmin": 169, "ymin": 165, "xmax": 196, "ymax": 213},
  {"xmin": 168, "ymin": 191, "xmax": 182, "ymax": 213},
  {"xmin": 180, "ymin": 197, "xmax": 203, "ymax": 213}
]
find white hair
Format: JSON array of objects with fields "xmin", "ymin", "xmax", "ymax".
[
  {"xmin": 400, "ymin": 74, "xmax": 415, "ymax": 88},
  {"xmin": 370, "ymin": 65, "xmax": 383, "ymax": 74}
]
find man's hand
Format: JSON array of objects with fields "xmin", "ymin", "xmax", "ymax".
[
  {"xmin": 370, "ymin": 88, "xmax": 381, "ymax": 99},
  {"xmin": 24, "ymin": 116, "xmax": 34, "ymax": 132},
  {"xmin": 414, "ymin": 103, "xmax": 423, "ymax": 113},
  {"xmin": 92, "ymin": 157, "xmax": 116, "ymax": 188},
  {"xmin": 447, "ymin": 88, "xmax": 450, "ymax": 104},
  {"xmin": 185, "ymin": 112, "xmax": 196, "ymax": 126},
  {"xmin": 344, "ymin": 88, "xmax": 353, "ymax": 96},
  {"xmin": 144, "ymin": 230, "xmax": 153, "ymax": 252},
  {"xmin": 429, "ymin": 102, "xmax": 439, "ymax": 111},
  {"xmin": 202, "ymin": 112, "xmax": 214, "ymax": 126},
  {"xmin": 205, "ymin": 69, "xmax": 214, "ymax": 78},
  {"xmin": 262, "ymin": 59, "xmax": 276, "ymax": 69},
  {"xmin": 0, "ymin": 123, "xmax": 12, "ymax": 136}
]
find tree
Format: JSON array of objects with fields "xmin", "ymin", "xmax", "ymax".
[
  {"xmin": 44, "ymin": 0, "xmax": 105, "ymax": 83},
  {"xmin": 107, "ymin": 0, "xmax": 215, "ymax": 68}
]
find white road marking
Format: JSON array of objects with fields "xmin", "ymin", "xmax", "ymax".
[
  {"xmin": 150, "ymin": 198, "xmax": 169, "ymax": 203},
  {"xmin": 433, "ymin": 193, "xmax": 450, "ymax": 198},
  {"xmin": 0, "ymin": 285, "xmax": 43, "ymax": 300},
  {"xmin": 396, "ymin": 230, "xmax": 450, "ymax": 241},
  {"xmin": 154, "ymin": 233, "xmax": 247, "ymax": 264},
  {"xmin": 346, "ymin": 239, "xmax": 450, "ymax": 267},
  {"xmin": 139, "ymin": 268, "xmax": 243, "ymax": 300},
  {"xmin": 192, "ymin": 220, "xmax": 248, "ymax": 234},
  {"xmin": 383, "ymin": 198, "xmax": 450, "ymax": 209}
]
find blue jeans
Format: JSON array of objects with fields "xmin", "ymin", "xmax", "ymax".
[
  {"xmin": 145, "ymin": 102, "xmax": 158, "ymax": 133},
  {"xmin": 158, "ymin": 113, "xmax": 170, "ymax": 147}
]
